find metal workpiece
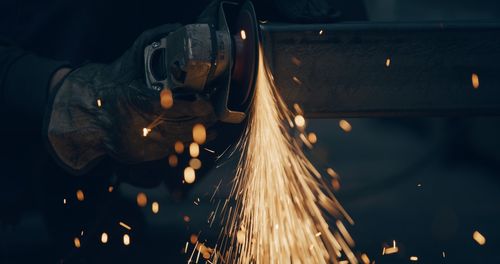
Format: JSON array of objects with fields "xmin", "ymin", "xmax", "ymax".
[{"xmin": 260, "ymin": 22, "xmax": 500, "ymax": 118}]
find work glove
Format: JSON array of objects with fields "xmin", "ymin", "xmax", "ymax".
[{"xmin": 46, "ymin": 24, "xmax": 217, "ymax": 174}]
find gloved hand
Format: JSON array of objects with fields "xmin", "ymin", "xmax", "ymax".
[{"xmin": 45, "ymin": 24, "xmax": 217, "ymax": 174}]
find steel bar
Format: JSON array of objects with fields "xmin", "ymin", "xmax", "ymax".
[{"xmin": 260, "ymin": 22, "xmax": 500, "ymax": 118}]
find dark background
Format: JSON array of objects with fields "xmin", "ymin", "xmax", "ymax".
[{"xmin": 1, "ymin": 0, "xmax": 499, "ymax": 263}]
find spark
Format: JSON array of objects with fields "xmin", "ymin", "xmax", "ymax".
[
  {"xmin": 63, "ymin": 198, "xmax": 67, "ymax": 205},
  {"xmin": 142, "ymin": 127, "xmax": 151, "ymax": 137},
  {"xmin": 360, "ymin": 253, "xmax": 370, "ymax": 264},
  {"xmin": 385, "ymin": 58, "xmax": 391, "ymax": 67},
  {"xmin": 472, "ymin": 73, "xmax": 479, "ymax": 89},
  {"xmin": 240, "ymin": 30, "xmax": 247, "ymax": 40},
  {"xmin": 339, "ymin": 119, "xmax": 352, "ymax": 132},
  {"xmin": 160, "ymin": 88, "xmax": 174, "ymax": 109},
  {"xmin": 410, "ymin": 256, "xmax": 418, "ymax": 261},
  {"xmin": 291, "ymin": 56, "xmax": 302, "ymax": 66},
  {"xmin": 184, "ymin": 215, "xmax": 191, "ymax": 223},
  {"xmin": 193, "ymin": 123, "xmax": 207, "ymax": 144},
  {"xmin": 293, "ymin": 103, "xmax": 303, "ymax": 115},
  {"xmin": 168, "ymin": 154, "xmax": 179, "ymax": 167},
  {"xmin": 74, "ymin": 237, "xmax": 81, "ymax": 248},
  {"xmin": 190, "ymin": 142, "xmax": 200, "ymax": 158},
  {"xmin": 108, "ymin": 186, "xmax": 114, "ymax": 192},
  {"xmin": 136, "ymin": 192, "xmax": 147, "ymax": 207},
  {"xmin": 189, "ymin": 158, "xmax": 202, "ymax": 170},
  {"xmin": 308, "ymin": 132, "xmax": 318, "ymax": 144},
  {"xmin": 190, "ymin": 234, "xmax": 199, "ymax": 244},
  {"xmin": 204, "ymin": 147, "xmax": 215, "ymax": 154},
  {"xmin": 442, "ymin": 251, "xmax": 446, "ymax": 258},
  {"xmin": 119, "ymin": 221, "xmax": 132, "ymax": 231},
  {"xmin": 76, "ymin": 190, "xmax": 85, "ymax": 201},
  {"xmin": 473, "ymin": 230, "xmax": 486, "ymax": 245},
  {"xmin": 319, "ymin": 29, "xmax": 324, "ymax": 35},
  {"xmin": 152, "ymin": 201, "xmax": 160, "ymax": 214},
  {"xmin": 215, "ymin": 46, "xmax": 356, "ymax": 263},
  {"xmin": 184, "ymin": 167, "xmax": 196, "ymax": 184},
  {"xmin": 294, "ymin": 114, "xmax": 306, "ymax": 128},
  {"xmin": 185, "ymin": 241, "xmax": 190, "ymax": 253},
  {"xmin": 326, "ymin": 168, "xmax": 338, "ymax": 178},
  {"xmin": 123, "ymin": 234, "xmax": 131, "ymax": 246},
  {"xmin": 101, "ymin": 232, "xmax": 108, "ymax": 244},
  {"xmin": 175, "ymin": 141, "xmax": 185, "ymax": 154},
  {"xmin": 292, "ymin": 76, "xmax": 302, "ymax": 85},
  {"xmin": 97, "ymin": 98, "xmax": 102, "ymax": 108},
  {"xmin": 382, "ymin": 240, "xmax": 399, "ymax": 255}
]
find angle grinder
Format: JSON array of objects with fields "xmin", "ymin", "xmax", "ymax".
[{"xmin": 144, "ymin": 1, "xmax": 258, "ymax": 124}]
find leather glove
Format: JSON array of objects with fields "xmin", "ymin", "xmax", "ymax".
[{"xmin": 46, "ymin": 24, "xmax": 217, "ymax": 174}]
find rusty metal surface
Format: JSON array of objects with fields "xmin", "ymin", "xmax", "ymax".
[{"xmin": 260, "ymin": 22, "xmax": 500, "ymax": 117}]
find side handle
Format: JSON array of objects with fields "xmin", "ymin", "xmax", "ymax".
[{"xmin": 144, "ymin": 38, "xmax": 168, "ymax": 91}]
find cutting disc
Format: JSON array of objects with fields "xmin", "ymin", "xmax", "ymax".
[{"xmin": 228, "ymin": 1, "xmax": 259, "ymax": 114}]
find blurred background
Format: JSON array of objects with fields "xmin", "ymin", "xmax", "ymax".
[{"xmin": 1, "ymin": 0, "xmax": 499, "ymax": 263}]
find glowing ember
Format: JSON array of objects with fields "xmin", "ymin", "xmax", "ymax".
[
  {"xmin": 382, "ymin": 240, "xmax": 399, "ymax": 255},
  {"xmin": 236, "ymin": 230, "xmax": 245, "ymax": 244},
  {"xmin": 410, "ymin": 256, "xmax": 418, "ymax": 261},
  {"xmin": 472, "ymin": 73, "xmax": 479, "ymax": 89},
  {"xmin": 142, "ymin": 127, "xmax": 151, "ymax": 137},
  {"xmin": 339, "ymin": 119, "xmax": 352, "ymax": 132},
  {"xmin": 190, "ymin": 234, "xmax": 198, "ymax": 244},
  {"xmin": 189, "ymin": 142, "xmax": 200, "ymax": 158},
  {"xmin": 63, "ymin": 198, "xmax": 67, "ymax": 204},
  {"xmin": 240, "ymin": 30, "xmax": 247, "ymax": 40},
  {"xmin": 216, "ymin": 46, "xmax": 355, "ymax": 263},
  {"xmin": 152, "ymin": 201, "xmax": 160, "ymax": 214},
  {"xmin": 136, "ymin": 192, "xmax": 148, "ymax": 207},
  {"xmin": 294, "ymin": 114, "xmax": 306, "ymax": 128},
  {"xmin": 308, "ymin": 132, "xmax": 318, "ymax": 144},
  {"xmin": 361, "ymin": 253, "xmax": 370, "ymax": 264},
  {"xmin": 76, "ymin": 190, "xmax": 85, "ymax": 201},
  {"xmin": 74, "ymin": 237, "xmax": 81, "ymax": 248},
  {"xmin": 123, "ymin": 234, "xmax": 131, "ymax": 246},
  {"xmin": 175, "ymin": 141, "xmax": 185, "ymax": 154},
  {"xmin": 108, "ymin": 186, "xmax": 114, "ymax": 192},
  {"xmin": 160, "ymin": 88, "xmax": 174, "ymax": 109},
  {"xmin": 119, "ymin": 221, "xmax": 132, "ymax": 231},
  {"xmin": 168, "ymin": 154, "xmax": 178, "ymax": 167},
  {"xmin": 189, "ymin": 158, "xmax": 202, "ymax": 170},
  {"xmin": 292, "ymin": 76, "xmax": 302, "ymax": 85},
  {"xmin": 184, "ymin": 167, "xmax": 196, "ymax": 184},
  {"xmin": 291, "ymin": 56, "xmax": 302, "ymax": 66},
  {"xmin": 326, "ymin": 168, "xmax": 338, "ymax": 178},
  {"xmin": 192, "ymin": 123, "xmax": 207, "ymax": 144},
  {"xmin": 97, "ymin": 98, "xmax": 102, "ymax": 108},
  {"xmin": 385, "ymin": 58, "xmax": 391, "ymax": 67},
  {"xmin": 101, "ymin": 232, "xmax": 109, "ymax": 244},
  {"xmin": 319, "ymin": 29, "xmax": 324, "ymax": 35},
  {"xmin": 473, "ymin": 230, "xmax": 486, "ymax": 245}
]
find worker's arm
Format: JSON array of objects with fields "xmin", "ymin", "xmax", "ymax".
[{"xmin": 0, "ymin": 40, "xmax": 71, "ymax": 132}]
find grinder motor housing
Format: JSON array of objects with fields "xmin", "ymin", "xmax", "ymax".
[{"xmin": 144, "ymin": 1, "xmax": 258, "ymax": 124}]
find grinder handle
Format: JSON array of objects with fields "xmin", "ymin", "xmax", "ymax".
[{"xmin": 144, "ymin": 38, "xmax": 168, "ymax": 91}]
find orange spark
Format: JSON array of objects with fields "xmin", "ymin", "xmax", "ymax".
[{"xmin": 136, "ymin": 192, "xmax": 147, "ymax": 207}]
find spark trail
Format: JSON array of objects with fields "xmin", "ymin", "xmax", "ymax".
[{"xmin": 216, "ymin": 46, "xmax": 357, "ymax": 263}]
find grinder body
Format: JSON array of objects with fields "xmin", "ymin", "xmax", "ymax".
[{"xmin": 144, "ymin": 1, "xmax": 258, "ymax": 124}]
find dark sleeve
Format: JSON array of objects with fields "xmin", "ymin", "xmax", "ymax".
[{"xmin": 0, "ymin": 39, "xmax": 70, "ymax": 131}]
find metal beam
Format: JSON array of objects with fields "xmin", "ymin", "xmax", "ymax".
[{"xmin": 260, "ymin": 22, "xmax": 500, "ymax": 118}]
